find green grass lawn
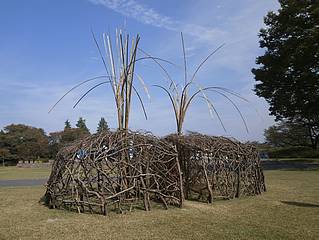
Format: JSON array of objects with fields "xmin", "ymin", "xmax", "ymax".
[
  {"xmin": 0, "ymin": 170, "xmax": 318, "ymax": 240},
  {"xmin": 0, "ymin": 167, "xmax": 51, "ymax": 180}
]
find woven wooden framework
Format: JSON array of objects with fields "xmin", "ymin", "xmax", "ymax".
[
  {"xmin": 165, "ymin": 133, "xmax": 266, "ymax": 202},
  {"xmin": 44, "ymin": 130, "xmax": 183, "ymax": 215}
]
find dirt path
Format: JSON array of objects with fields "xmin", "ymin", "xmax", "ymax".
[
  {"xmin": 0, "ymin": 178, "xmax": 47, "ymax": 187},
  {"xmin": 262, "ymin": 160, "xmax": 319, "ymax": 170}
]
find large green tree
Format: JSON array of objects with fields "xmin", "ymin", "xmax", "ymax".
[
  {"xmin": 0, "ymin": 148, "xmax": 10, "ymax": 166},
  {"xmin": 264, "ymin": 121, "xmax": 312, "ymax": 147},
  {"xmin": 97, "ymin": 117, "xmax": 109, "ymax": 133},
  {"xmin": 252, "ymin": 0, "xmax": 319, "ymax": 148},
  {"xmin": 48, "ymin": 128, "xmax": 89, "ymax": 158},
  {"xmin": 0, "ymin": 124, "xmax": 49, "ymax": 162}
]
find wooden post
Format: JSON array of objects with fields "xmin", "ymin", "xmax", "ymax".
[
  {"xmin": 202, "ymin": 157, "xmax": 213, "ymax": 204},
  {"xmin": 235, "ymin": 166, "xmax": 241, "ymax": 198},
  {"xmin": 175, "ymin": 149, "xmax": 184, "ymax": 207}
]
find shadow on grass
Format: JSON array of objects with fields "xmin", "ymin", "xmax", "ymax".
[{"xmin": 281, "ymin": 201, "xmax": 319, "ymax": 208}]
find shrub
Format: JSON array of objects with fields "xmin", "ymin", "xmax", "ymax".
[{"xmin": 267, "ymin": 146, "xmax": 319, "ymax": 158}]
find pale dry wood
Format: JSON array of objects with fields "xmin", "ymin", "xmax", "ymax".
[
  {"xmin": 44, "ymin": 130, "xmax": 183, "ymax": 215},
  {"xmin": 165, "ymin": 132, "xmax": 266, "ymax": 202}
]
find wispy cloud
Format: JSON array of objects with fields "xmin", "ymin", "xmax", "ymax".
[
  {"xmin": 85, "ymin": 0, "xmax": 278, "ymax": 141},
  {"xmin": 88, "ymin": 0, "xmax": 226, "ymax": 42}
]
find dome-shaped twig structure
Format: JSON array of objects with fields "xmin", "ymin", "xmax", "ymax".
[
  {"xmin": 44, "ymin": 130, "xmax": 183, "ymax": 215},
  {"xmin": 165, "ymin": 133, "xmax": 266, "ymax": 202}
]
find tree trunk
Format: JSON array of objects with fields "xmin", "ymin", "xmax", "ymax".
[{"xmin": 313, "ymin": 135, "xmax": 318, "ymax": 149}]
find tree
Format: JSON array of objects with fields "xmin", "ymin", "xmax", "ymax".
[
  {"xmin": 97, "ymin": 117, "xmax": 109, "ymax": 133},
  {"xmin": 1, "ymin": 124, "xmax": 49, "ymax": 162},
  {"xmin": 48, "ymin": 131, "xmax": 62, "ymax": 159},
  {"xmin": 252, "ymin": 0, "xmax": 319, "ymax": 148},
  {"xmin": 0, "ymin": 148, "xmax": 10, "ymax": 166},
  {"xmin": 62, "ymin": 128, "xmax": 88, "ymax": 142},
  {"xmin": 48, "ymin": 128, "xmax": 89, "ymax": 158},
  {"xmin": 76, "ymin": 117, "xmax": 90, "ymax": 134},
  {"xmin": 64, "ymin": 120, "xmax": 71, "ymax": 130},
  {"xmin": 48, "ymin": 118, "xmax": 90, "ymax": 158},
  {"xmin": 264, "ymin": 121, "xmax": 311, "ymax": 147}
]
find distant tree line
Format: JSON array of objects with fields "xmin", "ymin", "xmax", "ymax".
[
  {"xmin": 264, "ymin": 121, "xmax": 313, "ymax": 148},
  {"xmin": 246, "ymin": 121, "xmax": 319, "ymax": 159},
  {"xmin": 0, "ymin": 117, "xmax": 109, "ymax": 165}
]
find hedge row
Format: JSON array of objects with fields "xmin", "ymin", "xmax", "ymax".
[{"xmin": 266, "ymin": 146, "xmax": 319, "ymax": 159}]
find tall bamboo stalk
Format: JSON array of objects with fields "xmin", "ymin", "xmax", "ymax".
[
  {"xmin": 149, "ymin": 32, "xmax": 249, "ymax": 136},
  {"xmin": 49, "ymin": 29, "xmax": 148, "ymax": 131}
]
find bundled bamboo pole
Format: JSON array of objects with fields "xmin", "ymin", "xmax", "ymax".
[{"xmin": 48, "ymin": 29, "xmax": 148, "ymax": 131}]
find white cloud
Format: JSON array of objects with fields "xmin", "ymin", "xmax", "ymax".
[{"xmin": 88, "ymin": 0, "xmax": 226, "ymax": 42}]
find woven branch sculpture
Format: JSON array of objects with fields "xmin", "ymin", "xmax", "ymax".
[
  {"xmin": 44, "ymin": 130, "xmax": 183, "ymax": 215},
  {"xmin": 165, "ymin": 133, "xmax": 266, "ymax": 203}
]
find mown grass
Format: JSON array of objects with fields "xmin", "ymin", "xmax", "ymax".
[
  {"xmin": 0, "ymin": 167, "xmax": 51, "ymax": 180},
  {"xmin": 0, "ymin": 170, "xmax": 318, "ymax": 240}
]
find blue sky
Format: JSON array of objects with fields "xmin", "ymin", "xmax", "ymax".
[{"xmin": 0, "ymin": 0, "xmax": 280, "ymax": 141}]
